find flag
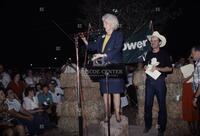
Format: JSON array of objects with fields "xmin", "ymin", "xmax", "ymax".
[{"xmin": 123, "ymin": 21, "xmax": 153, "ymax": 63}]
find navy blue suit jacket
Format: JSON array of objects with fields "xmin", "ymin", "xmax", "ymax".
[{"xmin": 87, "ymin": 30, "xmax": 124, "ymax": 64}]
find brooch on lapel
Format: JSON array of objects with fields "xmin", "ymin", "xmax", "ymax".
[{"xmin": 102, "ymin": 34, "xmax": 105, "ymax": 38}]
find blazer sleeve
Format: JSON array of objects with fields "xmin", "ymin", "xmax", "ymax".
[
  {"xmin": 87, "ymin": 41, "xmax": 97, "ymax": 51},
  {"xmin": 87, "ymin": 36, "xmax": 102, "ymax": 51}
]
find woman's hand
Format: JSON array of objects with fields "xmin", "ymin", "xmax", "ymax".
[
  {"xmin": 79, "ymin": 33, "xmax": 88, "ymax": 45},
  {"xmin": 79, "ymin": 32, "xmax": 85, "ymax": 39},
  {"xmin": 144, "ymin": 65, "xmax": 148, "ymax": 71},
  {"xmin": 92, "ymin": 54, "xmax": 107, "ymax": 61},
  {"xmin": 193, "ymin": 98, "xmax": 198, "ymax": 107},
  {"xmin": 25, "ymin": 115, "xmax": 33, "ymax": 121},
  {"xmin": 36, "ymin": 108, "xmax": 44, "ymax": 112}
]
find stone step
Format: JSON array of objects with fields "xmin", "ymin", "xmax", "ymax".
[{"xmin": 99, "ymin": 115, "xmax": 129, "ymax": 136}]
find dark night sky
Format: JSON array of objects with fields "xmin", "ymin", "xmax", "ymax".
[
  {"xmin": 0, "ymin": 0, "xmax": 200, "ymax": 70},
  {"xmin": 164, "ymin": 1, "xmax": 200, "ymax": 61},
  {"xmin": 0, "ymin": 0, "xmax": 78, "ymax": 69}
]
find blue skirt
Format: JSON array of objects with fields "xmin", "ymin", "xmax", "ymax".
[{"xmin": 99, "ymin": 78, "xmax": 125, "ymax": 94}]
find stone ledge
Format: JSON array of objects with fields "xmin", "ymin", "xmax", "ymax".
[{"xmin": 100, "ymin": 115, "xmax": 129, "ymax": 136}]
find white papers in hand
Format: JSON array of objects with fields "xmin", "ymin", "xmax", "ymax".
[
  {"xmin": 180, "ymin": 64, "xmax": 194, "ymax": 83},
  {"xmin": 145, "ymin": 65, "xmax": 161, "ymax": 80}
]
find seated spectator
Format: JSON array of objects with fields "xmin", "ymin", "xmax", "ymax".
[
  {"xmin": 48, "ymin": 80, "xmax": 64, "ymax": 104},
  {"xmin": 38, "ymin": 72, "xmax": 47, "ymax": 86},
  {"xmin": 52, "ymin": 72, "xmax": 61, "ymax": 88},
  {"xmin": 37, "ymin": 84, "xmax": 58, "ymax": 125},
  {"xmin": 7, "ymin": 73, "xmax": 25, "ymax": 101},
  {"xmin": 23, "ymin": 87, "xmax": 52, "ymax": 130},
  {"xmin": 0, "ymin": 88, "xmax": 25, "ymax": 136},
  {"xmin": 48, "ymin": 80, "xmax": 64, "ymax": 124},
  {"xmin": 37, "ymin": 85, "xmax": 53, "ymax": 108},
  {"xmin": 23, "ymin": 87, "xmax": 43, "ymax": 114},
  {"xmin": 0, "ymin": 64, "xmax": 11, "ymax": 89},
  {"xmin": 35, "ymin": 83, "xmax": 42, "ymax": 97},
  {"xmin": 24, "ymin": 70, "xmax": 36, "ymax": 87},
  {"xmin": 33, "ymin": 72, "xmax": 41, "ymax": 85},
  {"xmin": 5, "ymin": 89, "xmax": 39, "ymax": 136}
]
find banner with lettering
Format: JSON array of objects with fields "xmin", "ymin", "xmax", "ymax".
[{"xmin": 123, "ymin": 21, "xmax": 153, "ymax": 63}]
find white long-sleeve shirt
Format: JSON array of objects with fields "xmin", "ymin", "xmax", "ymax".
[
  {"xmin": 22, "ymin": 96, "xmax": 39, "ymax": 110},
  {"xmin": 49, "ymin": 87, "xmax": 64, "ymax": 104}
]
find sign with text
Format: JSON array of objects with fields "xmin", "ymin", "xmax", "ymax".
[
  {"xmin": 123, "ymin": 21, "xmax": 153, "ymax": 63},
  {"xmin": 85, "ymin": 64, "xmax": 125, "ymax": 81}
]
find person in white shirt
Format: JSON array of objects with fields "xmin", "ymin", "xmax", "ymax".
[
  {"xmin": 24, "ymin": 70, "xmax": 36, "ymax": 87},
  {"xmin": 5, "ymin": 89, "xmax": 39, "ymax": 136},
  {"xmin": 23, "ymin": 87, "xmax": 43, "ymax": 113},
  {"xmin": 35, "ymin": 83, "xmax": 43, "ymax": 97},
  {"xmin": 52, "ymin": 71, "xmax": 61, "ymax": 88},
  {"xmin": 48, "ymin": 80, "xmax": 64, "ymax": 104},
  {"xmin": 51, "ymin": 76, "xmax": 61, "ymax": 88},
  {"xmin": 0, "ymin": 64, "xmax": 11, "ymax": 89},
  {"xmin": 23, "ymin": 87, "xmax": 52, "ymax": 129},
  {"xmin": 48, "ymin": 79, "xmax": 64, "ymax": 123},
  {"xmin": 0, "ymin": 88, "xmax": 26, "ymax": 136}
]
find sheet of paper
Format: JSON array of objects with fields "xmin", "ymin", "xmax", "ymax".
[
  {"xmin": 180, "ymin": 64, "xmax": 194, "ymax": 83},
  {"xmin": 145, "ymin": 65, "xmax": 161, "ymax": 80},
  {"xmin": 121, "ymin": 96, "xmax": 128, "ymax": 108}
]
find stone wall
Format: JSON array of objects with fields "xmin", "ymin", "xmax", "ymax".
[
  {"xmin": 58, "ymin": 71, "xmax": 105, "ymax": 134},
  {"xmin": 133, "ymin": 68, "xmax": 190, "ymax": 135}
]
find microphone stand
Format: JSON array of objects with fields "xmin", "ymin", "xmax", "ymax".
[
  {"xmin": 74, "ymin": 35, "xmax": 83, "ymax": 136},
  {"xmin": 105, "ymin": 70, "xmax": 111, "ymax": 136},
  {"xmin": 83, "ymin": 23, "xmax": 91, "ymax": 69},
  {"xmin": 52, "ymin": 20, "xmax": 83, "ymax": 136}
]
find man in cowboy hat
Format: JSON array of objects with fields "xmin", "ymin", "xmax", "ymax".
[{"xmin": 143, "ymin": 31, "xmax": 173, "ymax": 136}]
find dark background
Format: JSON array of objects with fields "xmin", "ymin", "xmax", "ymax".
[
  {"xmin": 164, "ymin": 0, "xmax": 200, "ymax": 61},
  {"xmin": 0, "ymin": 0, "xmax": 200, "ymax": 70}
]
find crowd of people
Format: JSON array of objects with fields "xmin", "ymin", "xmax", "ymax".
[{"xmin": 0, "ymin": 64, "xmax": 64, "ymax": 136}]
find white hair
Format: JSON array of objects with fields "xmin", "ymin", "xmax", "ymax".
[{"xmin": 102, "ymin": 13, "xmax": 119, "ymax": 30}]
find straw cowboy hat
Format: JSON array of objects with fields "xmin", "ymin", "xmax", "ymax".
[{"xmin": 147, "ymin": 31, "xmax": 166, "ymax": 47}]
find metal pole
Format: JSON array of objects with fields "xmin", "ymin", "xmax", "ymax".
[
  {"xmin": 83, "ymin": 23, "xmax": 91, "ymax": 69},
  {"xmin": 74, "ymin": 36, "xmax": 83, "ymax": 136},
  {"xmin": 105, "ymin": 71, "xmax": 110, "ymax": 136},
  {"xmin": 52, "ymin": 20, "xmax": 83, "ymax": 136}
]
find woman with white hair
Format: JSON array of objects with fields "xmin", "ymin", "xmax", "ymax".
[{"xmin": 81, "ymin": 13, "xmax": 125, "ymax": 122}]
